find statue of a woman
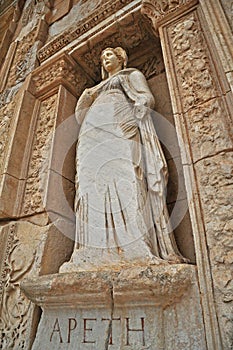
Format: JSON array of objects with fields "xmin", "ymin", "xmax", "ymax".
[{"xmin": 61, "ymin": 47, "xmax": 186, "ymax": 272}]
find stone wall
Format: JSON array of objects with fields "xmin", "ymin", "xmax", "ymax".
[{"xmin": 0, "ymin": 0, "xmax": 232, "ymax": 349}]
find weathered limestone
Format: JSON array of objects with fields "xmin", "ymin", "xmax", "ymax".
[
  {"xmin": 0, "ymin": 0, "xmax": 232, "ymax": 349},
  {"xmin": 0, "ymin": 220, "xmax": 74, "ymax": 349},
  {"xmin": 21, "ymin": 265, "xmax": 206, "ymax": 350},
  {"xmin": 142, "ymin": 0, "xmax": 233, "ymax": 349}
]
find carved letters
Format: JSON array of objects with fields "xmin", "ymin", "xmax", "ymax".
[{"xmin": 49, "ymin": 316, "xmax": 146, "ymax": 346}]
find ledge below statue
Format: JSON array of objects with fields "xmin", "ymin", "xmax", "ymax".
[{"xmin": 21, "ymin": 264, "xmax": 207, "ymax": 349}]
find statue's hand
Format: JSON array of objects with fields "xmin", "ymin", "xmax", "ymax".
[
  {"xmin": 77, "ymin": 88, "xmax": 94, "ymax": 109},
  {"xmin": 75, "ymin": 88, "xmax": 96, "ymax": 125},
  {"xmin": 134, "ymin": 103, "xmax": 148, "ymax": 120}
]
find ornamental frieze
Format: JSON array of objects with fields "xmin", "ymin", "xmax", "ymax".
[
  {"xmin": 30, "ymin": 54, "xmax": 92, "ymax": 97},
  {"xmin": 141, "ymin": 0, "xmax": 198, "ymax": 29},
  {"xmin": 37, "ymin": 0, "xmax": 139, "ymax": 63}
]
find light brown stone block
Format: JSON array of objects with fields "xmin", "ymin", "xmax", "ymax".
[
  {"xmin": 21, "ymin": 265, "xmax": 206, "ymax": 350},
  {"xmin": 195, "ymin": 151, "xmax": 233, "ymax": 350},
  {"xmin": 0, "ymin": 220, "xmax": 74, "ymax": 349},
  {"xmin": 185, "ymin": 98, "xmax": 233, "ymax": 162}
]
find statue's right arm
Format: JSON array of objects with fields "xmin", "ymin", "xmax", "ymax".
[{"xmin": 75, "ymin": 88, "xmax": 95, "ymax": 125}]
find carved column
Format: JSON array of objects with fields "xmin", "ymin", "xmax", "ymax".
[
  {"xmin": 142, "ymin": 1, "xmax": 233, "ymax": 350},
  {"xmin": 0, "ymin": 1, "xmax": 93, "ymax": 348}
]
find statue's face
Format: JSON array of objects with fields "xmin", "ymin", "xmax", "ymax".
[{"xmin": 101, "ymin": 49, "xmax": 122, "ymax": 73}]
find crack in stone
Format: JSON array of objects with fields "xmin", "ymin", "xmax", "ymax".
[
  {"xmin": 193, "ymin": 148, "xmax": 233, "ymax": 165},
  {"xmin": 105, "ymin": 281, "xmax": 114, "ymax": 350}
]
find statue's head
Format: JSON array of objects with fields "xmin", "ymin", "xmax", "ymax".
[{"xmin": 101, "ymin": 47, "xmax": 128, "ymax": 80}]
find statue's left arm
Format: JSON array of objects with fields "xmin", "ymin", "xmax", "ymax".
[
  {"xmin": 122, "ymin": 69, "xmax": 168, "ymax": 190},
  {"xmin": 128, "ymin": 70, "xmax": 155, "ymax": 119}
]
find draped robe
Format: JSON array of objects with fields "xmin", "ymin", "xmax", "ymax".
[{"xmin": 61, "ymin": 68, "xmax": 184, "ymax": 272}]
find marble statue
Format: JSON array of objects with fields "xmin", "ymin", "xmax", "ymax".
[{"xmin": 60, "ymin": 47, "xmax": 186, "ymax": 272}]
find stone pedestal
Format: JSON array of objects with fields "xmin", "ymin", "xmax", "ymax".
[{"xmin": 21, "ymin": 264, "xmax": 206, "ymax": 350}]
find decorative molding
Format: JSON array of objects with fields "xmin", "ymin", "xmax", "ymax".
[
  {"xmin": 31, "ymin": 54, "xmax": 91, "ymax": 97},
  {"xmin": 21, "ymin": 264, "xmax": 195, "ymax": 308},
  {"xmin": 141, "ymin": 0, "xmax": 198, "ymax": 30},
  {"xmin": 0, "ymin": 99, "xmax": 16, "ymax": 175},
  {"xmin": 186, "ymin": 98, "xmax": 232, "ymax": 162},
  {"xmin": 0, "ymin": 224, "xmax": 36, "ymax": 349},
  {"xmin": 168, "ymin": 13, "xmax": 218, "ymax": 113},
  {"xmin": 22, "ymin": 94, "xmax": 58, "ymax": 216},
  {"xmin": 195, "ymin": 152, "xmax": 233, "ymax": 350},
  {"xmin": 71, "ymin": 18, "xmax": 157, "ymax": 81},
  {"xmin": 37, "ymin": 0, "xmax": 137, "ymax": 63},
  {"xmin": 155, "ymin": 7, "xmax": 230, "ymax": 350},
  {"xmin": 6, "ymin": 28, "xmax": 38, "ymax": 89},
  {"xmin": 0, "ymin": 224, "xmax": 15, "ymax": 306}
]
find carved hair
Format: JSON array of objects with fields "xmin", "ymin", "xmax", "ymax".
[{"xmin": 101, "ymin": 47, "xmax": 128, "ymax": 80}]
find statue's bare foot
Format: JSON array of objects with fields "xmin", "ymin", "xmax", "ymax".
[
  {"xmin": 149, "ymin": 256, "xmax": 168, "ymax": 265},
  {"xmin": 164, "ymin": 254, "xmax": 190, "ymax": 264}
]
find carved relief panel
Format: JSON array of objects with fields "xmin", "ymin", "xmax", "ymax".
[
  {"xmin": 0, "ymin": 99, "xmax": 16, "ymax": 175},
  {"xmin": 22, "ymin": 94, "xmax": 58, "ymax": 216},
  {"xmin": 142, "ymin": 1, "xmax": 233, "ymax": 349},
  {"xmin": 0, "ymin": 223, "xmax": 43, "ymax": 349}
]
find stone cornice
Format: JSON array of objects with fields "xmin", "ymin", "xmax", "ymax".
[
  {"xmin": 29, "ymin": 53, "xmax": 93, "ymax": 97},
  {"xmin": 37, "ymin": 0, "xmax": 140, "ymax": 63},
  {"xmin": 141, "ymin": 0, "xmax": 199, "ymax": 30},
  {"xmin": 21, "ymin": 264, "xmax": 195, "ymax": 309}
]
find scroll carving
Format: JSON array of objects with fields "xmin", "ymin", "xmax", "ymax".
[
  {"xmin": 78, "ymin": 20, "xmax": 154, "ymax": 80},
  {"xmin": 0, "ymin": 100, "xmax": 16, "ymax": 174},
  {"xmin": 142, "ymin": 0, "xmax": 198, "ymax": 29},
  {"xmin": 31, "ymin": 56, "xmax": 89, "ymax": 96},
  {"xmin": 22, "ymin": 94, "xmax": 58, "ymax": 215},
  {"xmin": 169, "ymin": 13, "xmax": 218, "ymax": 112},
  {"xmin": 0, "ymin": 225, "xmax": 36, "ymax": 349},
  {"xmin": 7, "ymin": 29, "xmax": 38, "ymax": 89},
  {"xmin": 165, "ymin": 10, "xmax": 232, "ymax": 350}
]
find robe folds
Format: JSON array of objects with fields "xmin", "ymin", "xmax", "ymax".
[{"xmin": 65, "ymin": 68, "xmax": 184, "ymax": 271}]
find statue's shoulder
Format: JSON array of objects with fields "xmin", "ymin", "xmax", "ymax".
[
  {"xmin": 120, "ymin": 68, "xmax": 144, "ymax": 77},
  {"xmin": 119, "ymin": 68, "xmax": 146, "ymax": 83}
]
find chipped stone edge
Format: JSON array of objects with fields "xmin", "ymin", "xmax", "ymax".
[{"xmin": 20, "ymin": 264, "xmax": 196, "ymax": 310}]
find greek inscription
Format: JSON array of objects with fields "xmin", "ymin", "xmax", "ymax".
[
  {"xmin": 67, "ymin": 318, "xmax": 77, "ymax": 343},
  {"xmin": 49, "ymin": 316, "xmax": 146, "ymax": 346},
  {"xmin": 82, "ymin": 318, "xmax": 97, "ymax": 344},
  {"xmin": 126, "ymin": 317, "xmax": 145, "ymax": 346},
  {"xmin": 101, "ymin": 317, "xmax": 121, "ymax": 345},
  {"xmin": 50, "ymin": 318, "xmax": 63, "ymax": 343}
]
